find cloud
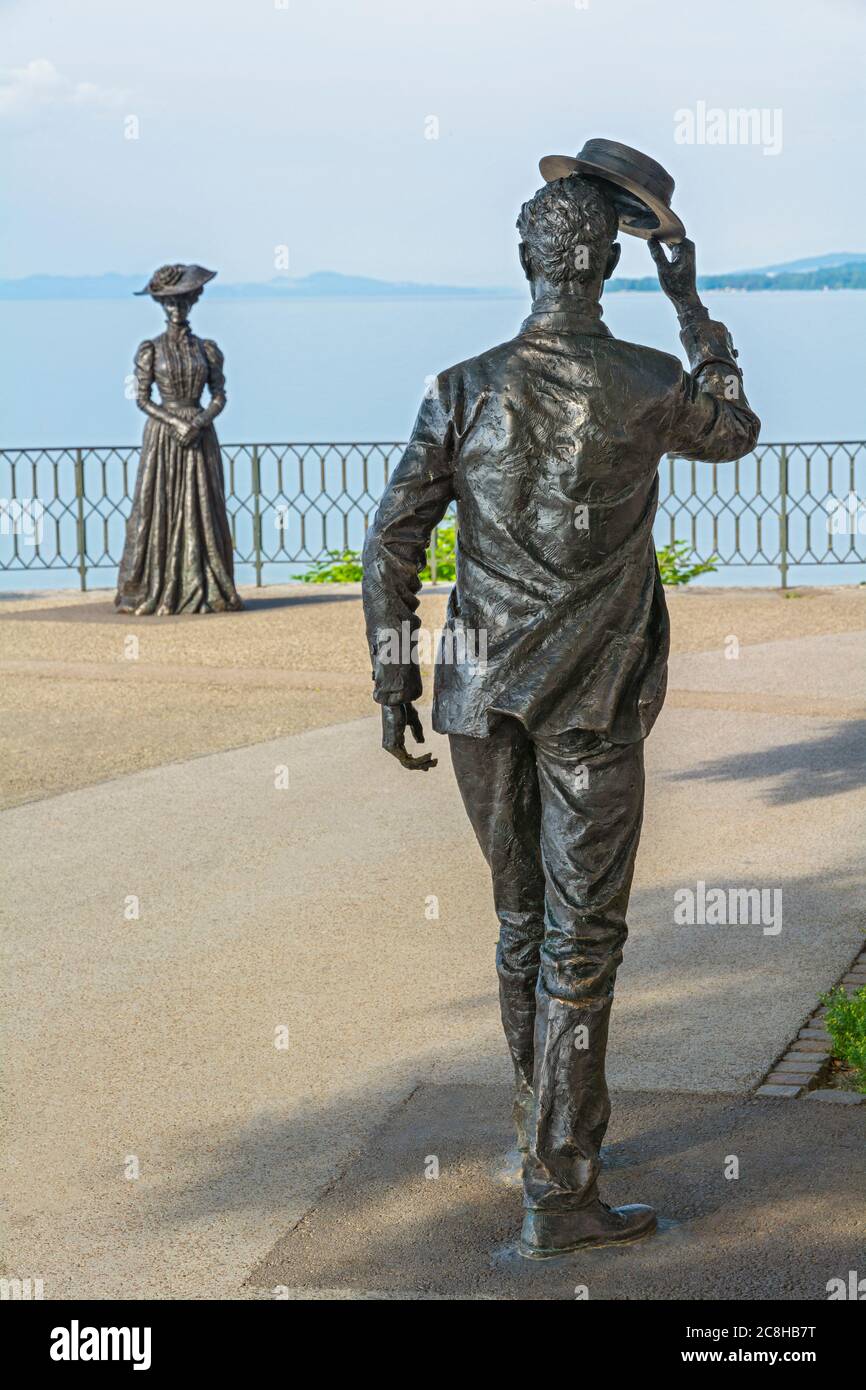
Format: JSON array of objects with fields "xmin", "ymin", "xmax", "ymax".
[{"xmin": 0, "ymin": 59, "xmax": 127, "ymax": 119}]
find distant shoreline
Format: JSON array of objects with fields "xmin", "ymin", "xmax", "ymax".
[
  {"xmin": 2, "ymin": 286, "xmax": 865, "ymax": 304},
  {"xmin": 2, "ymin": 257, "xmax": 865, "ymax": 300}
]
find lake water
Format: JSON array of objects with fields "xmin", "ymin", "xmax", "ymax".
[{"xmin": 1, "ymin": 291, "xmax": 864, "ymax": 590}]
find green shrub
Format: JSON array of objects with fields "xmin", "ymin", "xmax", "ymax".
[
  {"xmin": 300, "ymin": 549, "xmax": 364, "ymax": 583},
  {"xmin": 301, "ymin": 520, "xmax": 456, "ymax": 584},
  {"xmin": 302, "ymin": 530, "xmax": 715, "ymax": 588},
  {"xmin": 820, "ymin": 985, "xmax": 866, "ymax": 1093},
  {"xmin": 656, "ymin": 541, "xmax": 718, "ymax": 586},
  {"xmin": 420, "ymin": 520, "xmax": 456, "ymax": 582}
]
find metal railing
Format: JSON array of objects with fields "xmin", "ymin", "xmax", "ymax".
[{"xmin": 1, "ymin": 441, "xmax": 864, "ymax": 589}]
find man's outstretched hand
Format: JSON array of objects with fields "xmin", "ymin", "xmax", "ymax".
[
  {"xmin": 648, "ymin": 236, "xmax": 701, "ymax": 313},
  {"xmin": 381, "ymin": 701, "xmax": 438, "ymax": 771}
]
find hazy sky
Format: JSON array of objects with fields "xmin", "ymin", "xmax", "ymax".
[{"xmin": 2, "ymin": 0, "xmax": 864, "ymax": 285}]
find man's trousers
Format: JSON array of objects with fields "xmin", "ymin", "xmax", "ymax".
[{"xmin": 448, "ymin": 715, "xmax": 645, "ymax": 1212}]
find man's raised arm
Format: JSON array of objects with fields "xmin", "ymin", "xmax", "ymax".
[{"xmin": 650, "ymin": 237, "xmax": 761, "ymax": 463}]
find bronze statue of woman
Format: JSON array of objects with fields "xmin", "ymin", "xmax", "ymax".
[{"xmin": 115, "ymin": 263, "xmax": 243, "ymax": 615}]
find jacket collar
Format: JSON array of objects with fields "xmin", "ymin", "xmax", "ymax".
[{"xmin": 520, "ymin": 296, "xmax": 611, "ymax": 338}]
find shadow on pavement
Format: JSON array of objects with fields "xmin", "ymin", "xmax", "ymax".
[
  {"xmin": 233, "ymin": 1082, "xmax": 864, "ymax": 1299},
  {"xmin": 668, "ymin": 718, "xmax": 866, "ymax": 805},
  {"xmin": 0, "ymin": 590, "xmax": 364, "ymax": 623}
]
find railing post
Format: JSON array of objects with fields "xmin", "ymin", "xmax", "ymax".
[
  {"xmin": 74, "ymin": 448, "xmax": 87, "ymax": 591},
  {"xmin": 778, "ymin": 445, "xmax": 789, "ymax": 590},
  {"xmin": 251, "ymin": 445, "xmax": 263, "ymax": 587},
  {"xmin": 429, "ymin": 525, "xmax": 438, "ymax": 584}
]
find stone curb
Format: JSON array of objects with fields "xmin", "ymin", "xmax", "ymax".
[
  {"xmin": 755, "ymin": 944, "xmax": 866, "ymax": 1103},
  {"xmin": 803, "ymin": 1089, "xmax": 865, "ymax": 1105}
]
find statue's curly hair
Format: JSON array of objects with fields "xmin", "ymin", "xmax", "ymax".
[{"xmin": 517, "ymin": 174, "xmax": 618, "ymax": 286}]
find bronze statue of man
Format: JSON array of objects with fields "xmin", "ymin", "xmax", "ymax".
[{"xmin": 362, "ymin": 144, "xmax": 759, "ymax": 1258}]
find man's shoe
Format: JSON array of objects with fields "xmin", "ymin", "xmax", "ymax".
[{"xmin": 518, "ymin": 1201, "xmax": 657, "ymax": 1259}]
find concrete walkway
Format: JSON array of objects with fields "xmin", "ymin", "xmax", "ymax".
[
  {"xmin": 250, "ymin": 1083, "xmax": 866, "ymax": 1301},
  {"xmin": 1, "ymin": 596, "xmax": 864, "ymax": 1298}
]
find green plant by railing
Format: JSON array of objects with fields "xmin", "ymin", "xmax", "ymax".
[
  {"xmin": 656, "ymin": 541, "xmax": 718, "ymax": 586},
  {"xmin": 302, "ymin": 527, "xmax": 712, "ymax": 587},
  {"xmin": 421, "ymin": 520, "xmax": 456, "ymax": 582},
  {"xmin": 300, "ymin": 548, "xmax": 365, "ymax": 583},
  {"xmin": 820, "ymin": 985, "xmax": 866, "ymax": 1093},
  {"xmin": 301, "ymin": 520, "xmax": 457, "ymax": 584}
]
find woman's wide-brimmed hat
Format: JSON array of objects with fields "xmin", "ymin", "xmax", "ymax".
[
  {"xmin": 135, "ymin": 264, "xmax": 217, "ymax": 297},
  {"xmin": 538, "ymin": 139, "xmax": 685, "ymax": 245}
]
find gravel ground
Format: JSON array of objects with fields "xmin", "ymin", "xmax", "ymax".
[
  {"xmin": 4, "ymin": 697, "xmax": 863, "ymax": 1298},
  {"xmin": 1, "ymin": 583, "xmax": 864, "ymax": 808},
  {"xmin": 2, "ymin": 584, "xmax": 863, "ymax": 1300},
  {"xmin": 249, "ymin": 1082, "xmax": 866, "ymax": 1301}
]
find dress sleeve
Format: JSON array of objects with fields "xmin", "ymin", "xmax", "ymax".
[
  {"xmin": 134, "ymin": 340, "xmax": 155, "ymax": 410},
  {"xmin": 200, "ymin": 339, "xmax": 226, "ymax": 421}
]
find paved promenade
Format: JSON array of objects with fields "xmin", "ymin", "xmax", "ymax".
[{"xmin": 1, "ymin": 584, "xmax": 863, "ymax": 1298}]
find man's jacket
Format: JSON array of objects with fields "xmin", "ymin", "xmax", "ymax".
[{"xmin": 362, "ymin": 298, "xmax": 760, "ymax": 742}]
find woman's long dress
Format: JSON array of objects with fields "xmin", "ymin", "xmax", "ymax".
[{"xmin": 115, "ymin": 328, "xmax": 242, "ymax": 615}]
